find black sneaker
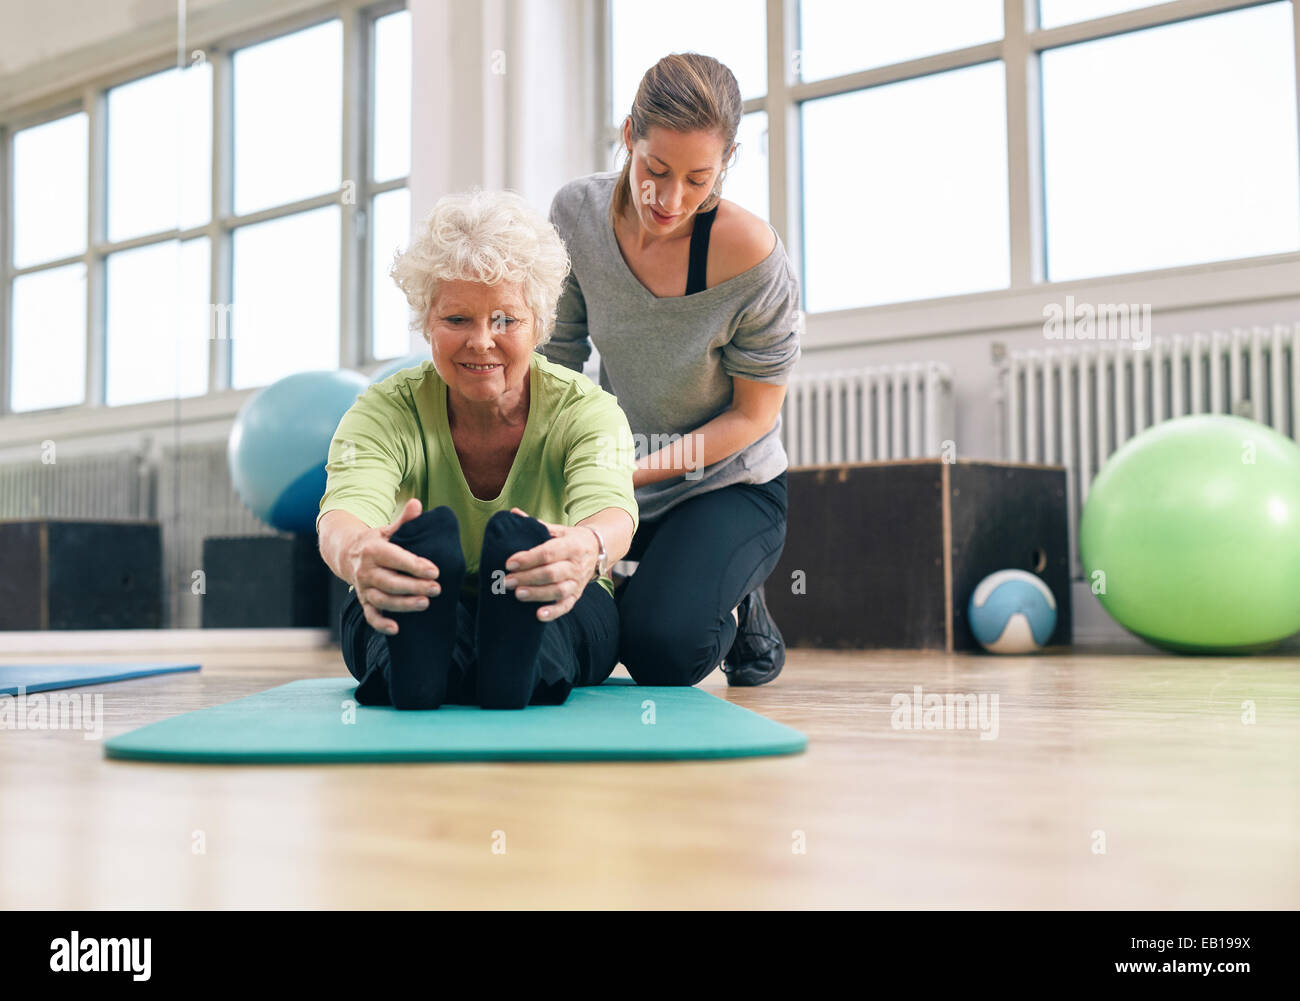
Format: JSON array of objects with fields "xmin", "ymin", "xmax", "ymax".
[{"xmin": 722, "ymin": 584, "xmax": 785, "ymax": 686}]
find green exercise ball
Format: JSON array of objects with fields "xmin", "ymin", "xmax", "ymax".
[{"xmin": 1079, "ymin": 414, "xmax": 1300, "ymax": 653}]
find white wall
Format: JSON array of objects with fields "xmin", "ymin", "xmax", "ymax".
[
  {"xmin": 0, "ymin": 0, "xmax": 320, "ymax": 112},
  {"xmin": 0, "ymin": 0, "xmax": 195, "ymax": 78}
]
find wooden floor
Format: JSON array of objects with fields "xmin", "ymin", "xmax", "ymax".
[{"xmin": 1, "ymin": 645, "xmax": 1296, "ymax": 909}]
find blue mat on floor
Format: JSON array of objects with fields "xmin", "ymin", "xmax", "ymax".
[
  {"xmin": 103, "ymin": 677, "xmax": 808, "ymax": 763},
  {"xmin": 0, "ymin": 662, "xmax": 200, "ymax": 696}
]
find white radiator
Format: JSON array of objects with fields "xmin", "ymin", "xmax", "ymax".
[
  {"xmin": 0, "ymin": 449, "xmax": 152, "ymax": 521},
  {"xmin": 780, "ymin": 362, "xmax": 955, "ymax": 466},
  {"xmin": 1001, "ymin": 323, "xmax": 1299, "ymax": 577},
  {"xmin": 155, "ymin": 440, "xmax": 276, "ymax": 628}
]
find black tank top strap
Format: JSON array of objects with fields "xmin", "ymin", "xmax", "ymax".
[{"xmin": 685, "ymin": 205, "xmax": 718, "ymax": 295}]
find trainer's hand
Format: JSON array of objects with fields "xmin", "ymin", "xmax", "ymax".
[
  {"xmin": 501, "ymin": 507, "xmax": 600, "ymax": 621},
  {"xmin": 346, "ymin": 498, "xmax": 442, "ymax": 636}
]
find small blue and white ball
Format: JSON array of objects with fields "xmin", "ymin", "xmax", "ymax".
[{"xmin": 967, "ymin": 570, "xmax": 1057, "ymax": 654}]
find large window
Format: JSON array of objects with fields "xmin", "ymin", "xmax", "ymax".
[
  {"xmin": 11, "ymin": 263, "xmax": 87, "ymax": 412},
  {"xmin": 226, "ymin": 8, "xmax": 412, "ymax": 389},
  {"xmin": 9, "ymin": 114, "xmax": 89, "ymax": 412},
  {"xmin": 233, "ymin": 22, "xmax": 342, "ymax": 218},
  {"xmin": 802, "ymin": 63, "xmax": 1010, "ymax": 312},
  {"xmin": 1041, "ymin": 2, "xmax": 1300, "ymax": 281},
  {"xmin": 231, "ymin": 206, "xmax": 342, "ymax": 386},
  {"xmin": 1, "ymin": 2, "xmax": 411, "ymax": 417},
  {"xmin": 13, "ymin": 114, "xmax": 89, "ymax": 268},
  {"xmin": 106, "ymin": 239, "xmax": 211, "ymax": 407},
  {"xmin": 107, "ymin": 64, "xmax": 211, "ymax": 241},
  {"xmin": 104, "ymin": 63, "xmax": 213, "ymax": 407},
  {"xmin": 230, "ymin": 20, "xmax": 344, "ymax": 388},
  {"xmin": 797, "ymin": 0, "xmax": 1003, "ymax": 81},
  {"xmin": 607, "ymin": 0, "xmax": 1300, "ymax": 316}
]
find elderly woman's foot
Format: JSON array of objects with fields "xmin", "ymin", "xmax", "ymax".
[
  {"xmin": 384, "ymin": 506, "xmax": 466, "ymax": 709},
  {"xmin": 476, "ymin": 510, "xmax": 553, "ymax": 708}
]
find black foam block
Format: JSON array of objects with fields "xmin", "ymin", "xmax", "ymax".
[
  {"xmin": 201, "ymin": 534, "xmax": 329, "ymax": 628},
  {"xmin": 0, "ymin": 519, "xmax": 163, "ymax": 630}
]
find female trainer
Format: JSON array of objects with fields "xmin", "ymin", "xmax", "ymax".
[{"xmin": 541, "ymin": 52, "xmax": 802, "ymax": 687}]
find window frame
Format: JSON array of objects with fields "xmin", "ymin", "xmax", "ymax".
[
  {"xmin": 0, "ymin": 0, "xmax": 408, "ymax": 439},
  {"xmin": 603, "ymin": 0, "xmax": 1300, "ymax": 346}
]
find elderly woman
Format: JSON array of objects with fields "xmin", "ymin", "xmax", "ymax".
[{"xmin": 316, "ymin": 189, "xmax": 638, "ymax": 710}]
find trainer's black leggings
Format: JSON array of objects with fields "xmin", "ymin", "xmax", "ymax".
[
  {"xmin": 616, "ymin": 472, "xmax": 788, "ymax": 687},
  {"xmin": 339, "ymin": 509, "xmax": 619, "ymax": 707}
]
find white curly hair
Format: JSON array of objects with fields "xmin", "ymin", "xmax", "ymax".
[{"xmin": 390, "ymin": 188, "xmax": 570, "ymax": 347}]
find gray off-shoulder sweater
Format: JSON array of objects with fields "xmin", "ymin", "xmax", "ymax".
[{"xmin": 540, "ymin": 170, "xmax": 803, "ymax": 523}]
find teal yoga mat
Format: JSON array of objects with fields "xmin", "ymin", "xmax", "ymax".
[
  {"xmin": 0, "ymin": 662, "xmax": 200, "ymax": 697},
  {"xmin": 103, "ymin": 677, "xmax": 807, "ymax": 763}
]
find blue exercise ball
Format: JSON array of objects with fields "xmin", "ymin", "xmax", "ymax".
[
  {"xmin": 368, "ymin": 352, "xmax": 429, "ymax": 384},
  {"xmin": 228, "ymin": 369, "xmax": 370, "ymax": 533},
  {"xmin": 968, "ymin": 569, "xmax": 1058, "ymax": 654}
]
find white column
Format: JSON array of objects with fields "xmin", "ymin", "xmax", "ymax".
[
  {"xmin": 409, "ymin": 0, "xmax": 490, "ymax": 221},
  {"xmin": 409, "ymin": 0, "xmax": 602, "ymax": 223},
  {"xmin": 504, "ymin": 0, "xmax": 603, "ymax": 212}
]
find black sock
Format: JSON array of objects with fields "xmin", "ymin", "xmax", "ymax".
[
  {"xmin": 475, "ymin": 510, "xmax": 553, "ymax": 709},
  {"xmin": 384, "ymin": 506, "xmax": 466, "ymax": 709}
]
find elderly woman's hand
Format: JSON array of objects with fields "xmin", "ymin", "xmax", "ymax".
[
  {"xmin": 501, "ymin": 507, "xmax": 600, "ymax": 621},
  {"xmin": 346, "ymin": 498, "xmax": 443, "ymax": 636}
]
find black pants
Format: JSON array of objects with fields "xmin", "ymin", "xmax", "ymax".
[
  {"xmin": 616, "ymin": 472, "xmax": 788, "ymax": 686},
  {"xmin": 339, "ymin": 516, "xmax": 619, "ymax": 707}
]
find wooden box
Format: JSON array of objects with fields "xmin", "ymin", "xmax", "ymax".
[
  {"xmin": 766, "ymin": 460, "xmax": 1072, "ymax": 651},
  {"xmin": 201, "ymin": 534, "xmax": 329, "ymax": 628},
  {"xmin": 0, "ymin": 519, "xmax": 162, "ymax": 630}
]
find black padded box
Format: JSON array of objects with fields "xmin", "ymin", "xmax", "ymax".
[
  {"xmin": 766, "ymin": 459, "xmax": 1072, "ymax": 651},
  {"xmin": 0, "ymin": 519, "xmax": 163, "ymax": 630},
  {"xmin": 201, "ymin": 534, "xmax": 329, "ymax": 628}
]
